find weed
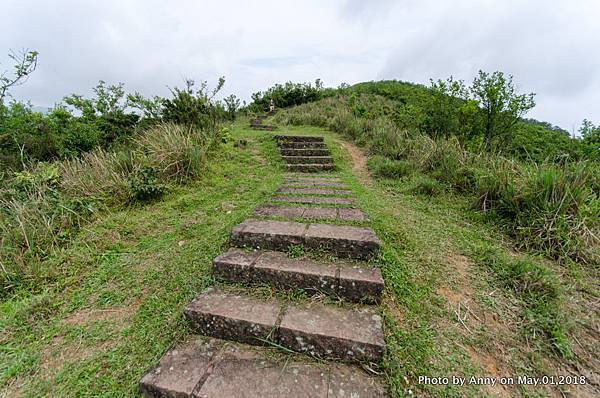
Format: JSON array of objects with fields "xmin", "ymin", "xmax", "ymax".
[
  {"xmin": 410, "ymin": 175, "xmax": 444, "ymax": 196},
  {"xmin": 475, "ymin": 249, "xmax": 571, "ymax": 357},
  {"xmin": 368, "ymin": 156, "xmax": 412, "ymax": 179},
  {"xmin": 127, "ymin": 166, "xmax": 165, "ymax": 202},
  {"xmin": 286, "ymin": 244, "xmax": 306, "ymax": 258}
]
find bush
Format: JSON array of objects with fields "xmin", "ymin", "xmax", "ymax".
[
  {"xmin": 136, "ymin": 123, "xmax": 216, "ymax": 181},
  {"xmin": 368, "ymin": 156, "xmax": 412, "ymax": 179},
  {"xmin": 128, "ymin": 166, "xmax": 165, "ymax": 202},
  {"xmin": 249, "ymin": 80, "xmax": 329, "ymax": 112},
  {"xmin": 1, "ymin": 122, "xmax": 222, "ymax": 295}
]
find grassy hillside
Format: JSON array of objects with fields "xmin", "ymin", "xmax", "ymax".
[
  {"xmin": 1, "ymin": 77, "xmax": 598, "ymax": 397},
  {"xmin": 2, "ymin": 120, "xmax": 597, "ymax": 397},
  {"xmin": 272, "ymin": 91, "xmax": 599, "ymax": 264}
]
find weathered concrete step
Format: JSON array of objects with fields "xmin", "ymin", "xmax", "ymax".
[
  {"xmin": 282, "ymin": 180, "xmax": 349, "ymax": 188},
  {"xmin": 184, "ymin": 289, "xmax": 385, "ymax": 363},
  {"xmin": 213, "ymin": 249, "xmax": 382, "ymax": 303},
  {"xmin": 285, "ymin": 172, "xmax": 339, "ymax": 179},
  {"xmin": 278, "ymin": 141, "xmax": 327, "ymax": 149},
  {"xmin": 231, "ymin": 220, "xmax": 380, "ymax": 259},
  {"xmin": 251, "ymin": 124, "xmax": 277, "ymax": 131},
  {"xmin": 284, "ymin": 175, "xmax": 342, "ymax": 182},
  {"xmin": 275, "ymin": 135, "xmax": 324, "ymax": 143},
  {"xmin": 283, "ymin": 156, "xmax": 333, "ymax": 164},
  {"xmin": 287, "ymin": 164, "xmax": 335, "ymax": 172},
  {"xmin": 281, "ymin": 148, "xmax": 330, "ymax": 156},
  {"xmin": 140, "ymin": 336, "xmax": 387, "ymax": 397},
  {"xmin": 277, "ymin": 187, "xmax": 351, "ymax": 195},
  {"xmin": 272, "ymin": 196, "xmax": 356, "ymax": 205},
  {"xmin": 254, "ymin": 204, "xmax": 367, "ymax": 222}
]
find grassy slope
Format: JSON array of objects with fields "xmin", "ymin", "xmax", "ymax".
[
  {"xmin": 1, "ymin": 121, "xmax": 597, "ymax": 397},
  {"xmin": 1, "ymin": 123, "xmax": 284, "ymax": 397}
]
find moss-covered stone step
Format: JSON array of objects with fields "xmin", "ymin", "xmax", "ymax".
[
  {"xmin": 278, "ymin": 141, "xmax": 327, "ymax": 149},
  {"xmin": 282, "ymin": 180, "xmax": 348, "ymax": 188},
  {"xmin": 183, "ymin": 289, "xmax": 385, "ymax": 363},
  {"xmin": 281, "ymin": 148, "xmax": 331, "ymax": 156},
  {"xmin": 250, "ymin": 124, "xmax": 277, "ymax": 131},
  {"xmin": 213, "ymin": 249, "xmax": 383, "ymax": 303},
  {"xmin": 286, "ymin": 164, "xmax": 335, "ymax": 172},
  {"xmin": 276, "ymin": 187, "xmax": 351, "ymax": 195},
  {"xmin": 272, "ymin": 196, "xmax": 356, "ymax": 205},
  {"xmin": 274, "ymin": 135, "xmax": 324, "ymax": 143},
  {"xmin": 254, "ymin": 204, "xmax": 366, "ymax": 222},
  {"xmin": 139, "ymin": 336, "xmax": 387, "ymax": 397},
  {"xmin": 231, "ymin": 219, "xmax": 380, "ymax": 259},
  {"xmin": 283, "ymin": 156, "xmax": 333, "ymax": 164}
]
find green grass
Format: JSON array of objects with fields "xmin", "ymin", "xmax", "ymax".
[
  {"xmin": 1, "ymin": 120, "xmax": 596, "ymax": 397},
  {"xmin": 0, "ymin": 123, "xmax": 283, "ymax": 396}
]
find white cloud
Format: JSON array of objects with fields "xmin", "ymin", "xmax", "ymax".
[{"xmin": 1, "ymin": 0, "xmax": 598, "ymax": 130}]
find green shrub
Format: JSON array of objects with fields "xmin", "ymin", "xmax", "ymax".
[
  {"xmin": 1, "ymin": 122, "xmax": 222, "ymax": 295},
  {"xmin": 128, "ymin": 166, "xmax": 165, "ymax": 202},
  {"xmin": 368, "ymin": 156, "xmax": 412, "ymax": 179},
  {"xmin": 249, "ymin": 80, "xmax": 327, "ymax": 111},
  {"xmin": 136, "ymin": 123, "xmax": 215, "ymax": 181}
]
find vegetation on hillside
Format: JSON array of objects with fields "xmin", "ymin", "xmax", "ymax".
[
  {"xmin": 1, "ymin": 47, "xmax": 598, "ymax": 396},
  {"xmin": 271, "ymin": 77, "xmax": 599, "ymax": 265},
  {"xmin": 0, "ymin": 51, "xmax": 239, "ymax": 295}
]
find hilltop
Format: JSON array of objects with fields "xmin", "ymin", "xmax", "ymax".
[{"xmin": 1, "ymin": 76, "xmax": 598, "ymax": 397}]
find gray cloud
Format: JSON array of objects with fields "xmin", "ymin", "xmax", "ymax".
[{"xmin": 1, "ymin": 0, "xmax": 598, "ymax": 131}]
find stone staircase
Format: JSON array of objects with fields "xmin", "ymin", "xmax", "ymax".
[
  {"xmin": 250, "ymin": 111, "xmax": 277, "ymax": 131},
  {"xmin": 276, "ymin": 135, "xmax": 335, "ymax": 172},
  {"xmin": 139, "ymin": 135, "xmax": 388, "ymax": 397}
]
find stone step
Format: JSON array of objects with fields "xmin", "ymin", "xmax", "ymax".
[
  {"xmin": 282, "ymin": 180, "xmax": 349, "ymax": 188},
  {"xmin": 281, "ymin": 148, "xmax": 331, "ymax": 156},
  {"xmin": 254, "ymin": 205, "xmax": 367, "ymax": 222},
  {"xmin": 272, "ymin": 196, "xmax": 356, "ymax": 205},
  {"xmin": 231, "ymin": 220, "xmax": 380, "ymax": 259},
  {"xmin": 183, "ymin": 289, "xmax": 385, "ymax": 363},
  {"xmin": 284, "ymin": 175, "xmax": 341, "ymax": 181},
  {"xmin": 251, "ymin": 124, "xmax": 277, "ymax": 131},
  {"xmin": 276, "ymin": 187, "xmax": 351, "ymax": 196},
  {"xmin": 275, "ymin": 135, "xmax": 324, "ymax": 143},
  {"xmin": 140, "ymin": 336, "xmax": 387, "ymax": 397},
  {"xmin": 286, "ymin": 164, "xmax": 335, "ymax": 172},
  {"xmin": 283, "ymin": 156, "xmax": 333, "ymax": 165},
  {"xmin": 285, "ymin": 173, "xmax": 340, "ymax": 179},
  {"xmin": 213, "ymin": 249, "xmax": 383, "ymax": 303},
  {"xmin": 278, "ymin": 141, "xmax": 327, "ymax": 149}
]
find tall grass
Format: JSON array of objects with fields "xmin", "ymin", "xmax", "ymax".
[
  {"xmin": 274, "ymin": 96, "xmax": 600, "ymax": 263},
  {"xmin": 0, "ymin": 123, "xmax": 221, "ymax": 295},
  {"xmin": 476, "ymin": 249, "xmax": 571, "ymax": 357}
]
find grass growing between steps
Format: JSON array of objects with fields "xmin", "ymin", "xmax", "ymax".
[
  {"xmin": 0, "ymin": 124, "xmax": 284, "ymax": 397},
  {"xmin": 283, "ymin": 125, "xmax": 598, "ymax": 397}
]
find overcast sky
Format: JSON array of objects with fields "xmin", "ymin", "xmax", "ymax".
[{"xmin": 2, "ymin": 0, "xmax": 599, "ymax": 133}]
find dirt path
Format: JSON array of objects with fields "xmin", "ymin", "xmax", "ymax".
[{"xmin": 338, "ymin": 140, "xmax": 372, "ymax": 184}]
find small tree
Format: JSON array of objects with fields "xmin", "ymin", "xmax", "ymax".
[
  {"xmin": 0, "ymin": 49, "xmax": 39, "ymax": 104},
  {"xmin": 161, "ymin": 77, "xmax": 225, "ymax": 129},
  {"xmin": 579, "ymin": 119, "xmax": 600, "ymax": 158},
  {"xmin": 471, "ymin": 70, "xmax": 535, "ymax": 150},
  {"xmin": 424, "ymin": 76, "xmax": 468, "ymax": 138},
  {"xmin": 223, "ymin": 94, "xmax": 241, "ymax": 121}
]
